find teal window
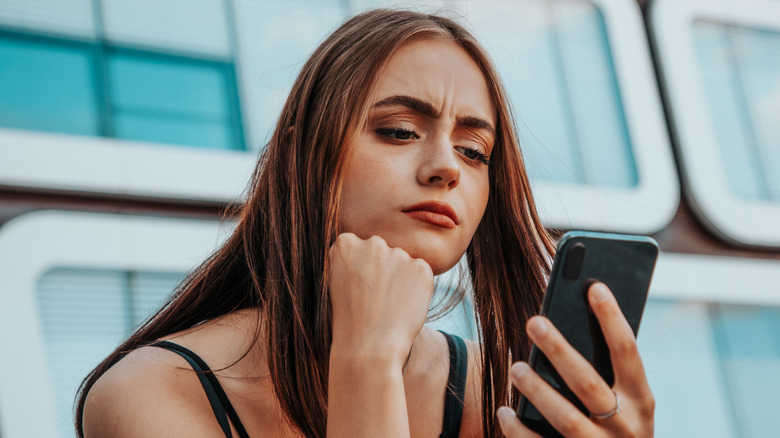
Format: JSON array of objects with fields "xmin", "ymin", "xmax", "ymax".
[
  {"xmin": 108, "ymin": 49, "xmax": 242, "ymax": 149},
  {"xmin": 694, "ymin": 23, "xmax": 780, "ymax": 202},
  {"xmin": 0, "ymin": 34, "xmax": 98, "ymax": 136},
  {"xmin": 0, "ymin": 30, "xmax": 244, "ymax": 149},
  {"xmin": 37, "ymin": 268, "xmax": 183, "ymax": 438}
]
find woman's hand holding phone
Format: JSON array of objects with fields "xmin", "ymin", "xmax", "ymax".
[{"xmin": 496, "ymin": 282, "xmax": 655, "ymax": 437}]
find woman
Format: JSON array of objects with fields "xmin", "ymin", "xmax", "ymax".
[{"xmin": 77, "ymin": 9, "xmax": 655, "ymax": 438}]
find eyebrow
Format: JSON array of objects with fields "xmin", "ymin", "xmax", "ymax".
[{"xmin": 372, "ymin": 95, "xmax": 496, "ymax": 136}]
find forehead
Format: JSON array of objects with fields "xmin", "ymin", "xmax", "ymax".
[{"xmin": 370, "ymin": 37, "xmax": 496, "ymax": 125}]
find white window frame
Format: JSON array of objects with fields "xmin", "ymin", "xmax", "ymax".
[
  {"xmin": 0, "ymin": 128, "xmax": 256, "ymax": 203},
  {"xmin": 515, "ymin": 0, "xmax": 679, "ymax": 234},
  {"xmin": 649, "ymin": 0, "xmax": 780, "ymax": 247},
  {"xmin": 0, "ymin": 211, "xmax": 231, "ymax": 438}
]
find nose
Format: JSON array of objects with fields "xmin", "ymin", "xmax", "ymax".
[{"xmin": 417, "ymin": 134, "xmax": 460, "ymax": 189}]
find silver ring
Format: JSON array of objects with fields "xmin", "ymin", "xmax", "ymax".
[{"xmin": 590, "ymin": 391, "xmax": 622, "ymax": 420}]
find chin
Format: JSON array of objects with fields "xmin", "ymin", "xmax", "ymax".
[{"xmin": 401, "ymin": 244, "xmax": 463, "ymax": 275}]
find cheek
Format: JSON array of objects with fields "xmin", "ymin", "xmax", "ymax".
[
  {"xmin": 338, "ymin": 146, "xmax": 401, "ymax": 233},
  {"xmin": 465, "ymin": 171, "xmax": 490, "ymax": 229}
]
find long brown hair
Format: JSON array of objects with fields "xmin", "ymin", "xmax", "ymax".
[{"xmin": 75, "ymin": 9, "xmax": 554, "ymax": 437}]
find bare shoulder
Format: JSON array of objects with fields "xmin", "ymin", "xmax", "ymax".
[
  {"xmin": 82, "ymin": 345, "xmax": 225, "ymax": 437},
  {"xmin": 83, "ymin": 309, "xmax": 266, "ymax": 437}
]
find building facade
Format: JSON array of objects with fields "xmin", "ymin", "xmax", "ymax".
[{"xmin": 0, "ymin": 0, "xmax": 779, "ymax": 437}]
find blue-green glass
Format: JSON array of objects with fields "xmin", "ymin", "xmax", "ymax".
[
  {"xmin": 37, "ymin": 268, "xmax": 183, "ymax": 438},
  {"xmin": 114, "ymin": 111, "xmax": 234, "ymax": 149},
  {"xmin": 108, "ymin": 53, "xmax": 229, "ymax": 118},
  {"xmin": 553, "ymin": 2, "xmax": 636, "ymax": 187},
  {"xmin": 0, "ymin": 36, "xmax": 98, "ymax": 135},
  {"xmin": 732, "ymin": 28, "xmax": 780, "ymax": 201},
  {"xmin": 497, "ymin": 3, "xmax": 582, "ymax": 184},
  {"xmin": 711, "ymin": 304, "xmax": 780, "ymax": 437},
  {"xmin": 247, "ymin": 0, "xmax": 344, "ymax": 146},
  {"xmin": 638, "ymin": 300, "xmax": 735, "ymax": 437},
  {"xmin": 694, "ymin": 23, "xmax": 780, "ymax": 202},
  {"xmin": 491, "ymin": 1, "xmax": 637, "ymax": 187},
  {"xmin": 38, "ymin": 269, "xmax": 128, "ymax": 438},
  {"xmin": 108, "ymin": 52, "xmax": 239, "ymax": 149}
]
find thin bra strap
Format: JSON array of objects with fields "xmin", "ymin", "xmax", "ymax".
[
  {"xmin": 147, "ymin": 340, "xmax": 250, "ymax": 438},
  {"xmin": 439, "ymin": 331, "xmax": 468, "ymax": 438}
]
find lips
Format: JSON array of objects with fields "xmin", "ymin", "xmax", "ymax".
[{"xmin": 402, "ymin": 201, "xmax": 459, "ymax": 229}]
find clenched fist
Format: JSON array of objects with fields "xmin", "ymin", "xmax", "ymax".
[{"xmin": 327, "ymin": 233, "xmax": 435, "ymax": 369}]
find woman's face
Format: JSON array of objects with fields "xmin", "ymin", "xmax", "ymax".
[{"xmin": 339, "ymin": 37, "xmax": 495, "ymax": 275}]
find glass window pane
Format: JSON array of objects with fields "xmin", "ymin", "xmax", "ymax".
[
  {"xmin": 0, "ymin": 36, "xmax": 98, "ymax": 135},
  {"xmin": 108, "ymin": 52, "xmax": 228, "ymax": 118},
  {"xmin": 711, "ymin": 304, "xmax": 780, "ymax": 437},
  {"xmin": 694, "ymin": 23, "xmax": 780, "ymax": 202},
  {"xmin": 639, "ymin": 299, "xmax": 780, "ymax": 437},
  {"xmin": 472, "ymin": 0, "xmax": 637, "ymax": 187},
  {"xmin": 37, "ymin": 268, "xmax": 183, "ymax": 438},
  {"xmin": 108, "ymin": 51, "xmax": 239, "ymax": 149},
  {"xmin": 114, "ymin": 111, "xmax": 234, "ymax": 149},
  {"xmin": 638, "ymin": 300, "xmax": 735, "ymax": 437},
  {"xmin": 553, "ymin": 0, "xmax": 636, "ymax": 187}
]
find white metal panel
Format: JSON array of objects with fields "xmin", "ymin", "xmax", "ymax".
[
  {"xmin": 0, "ymin": 0, "xmax": 95, "ymax": 38},
  {"xmin": 651, "ymin": 252, "xmax": 780, "ymax": 305},
  {"xmin": 101, "ymin": 0, "xmax": 230, "ymax": 56},
  {"xmin": 0, "ymin": 128, "xmax": 255, "ymax": 202}
]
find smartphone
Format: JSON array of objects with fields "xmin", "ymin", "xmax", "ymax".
[{"xmin": 516, "ymin": 231, "xmax": 658, "ymax": 437}]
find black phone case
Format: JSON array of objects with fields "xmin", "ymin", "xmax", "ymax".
[{"xmin": 516, "ymin": 231, "xmax": 658, "ymax": 437}]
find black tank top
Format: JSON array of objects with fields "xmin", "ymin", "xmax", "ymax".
[{"xmin": 149, "ymin": 331, "xmax": 468, "ymax": 438}]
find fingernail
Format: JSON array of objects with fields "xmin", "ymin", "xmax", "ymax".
[
  {"xmin": 511, "ymin": 362, "xmax": 529, "ymax": 379},
  {"xmin": 528, "ymin": 317, "xmax": 548, "ymax": 337},
  {"xmin": 591, "ymin": 283, "xmax": 609, "ymax": 302},
  {"xmin": 497, "ymin": 406, "xmax": 515, "ymax": 422}
]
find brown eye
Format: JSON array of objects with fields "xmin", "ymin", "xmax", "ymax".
[
  {"xmin": 455, "ymin": 146, "xmax": 492, "ymax": 166},
  {"xmin": 376, "ymin": 128, "xmax": 419, "ymax": 140}
]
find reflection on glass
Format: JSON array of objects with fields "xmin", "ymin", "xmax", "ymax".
[
  {"xmin": 108, "ymin": 51, "xmax": 239, "ymax": 149},
  {"xmin": 638, "ymin": 300, "xmax": 735, "ymax": 437},
  {"xmin": 0, "ymin": 36, "xmax": 98, "ymax": 135},
  {"xmin": 694, "ymin": 23, "xmax": 780, "ymax": 202},
  {"xmin": 37, "ymin": 268, "xmax": 183, "ymax": 438},
  {"xmin": 469, "ymin": 0, "xmax": 637, "ymax": 187},
  {"xmin": 711, "ymin": 304, "xmax": 780, "ymax": 438}
]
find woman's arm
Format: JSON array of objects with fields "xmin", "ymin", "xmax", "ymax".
[
  {"xmin": 497, "ymin": 282, "xmax": 655, "ymax": 437},
  {"xmin": 326, "ymin": 233, "xmax": 435, "ymax": 437}
]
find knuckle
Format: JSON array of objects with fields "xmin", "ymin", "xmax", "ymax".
[
  {"xmin": 367, "ymin": 234, "xmax": 386, "ymax": 246},
  {"xmin": 614, "ymin": 338, "xmax": 639, "ymax": 357},
  {"xmin": 543, "ymin": 337, "xmax": 565, "ymax": 357},
  {"xmin": 621, "ymin": 424, "xmax": 642, "ymax": 438},
  {"xmin": 641, "ymin": 392, "xmax": 656, "ymax": 415},
  {"xmin": 577, "ymin": 375, "xmax": 602, "ymax": 395},
  {"xmin": 334, "ymin": 232, "xmax": 356, "ymax": 248},
  {"xmin": 557, "ymin": 410, "xmax": 582, "ymax": 435},
  {"xmin": 391, "ymin": 246, "xmax": 407, "ymax": 258},
  {"xmin": 414, "ymin": 258, "xmax": 433, "ymax": 275}
]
